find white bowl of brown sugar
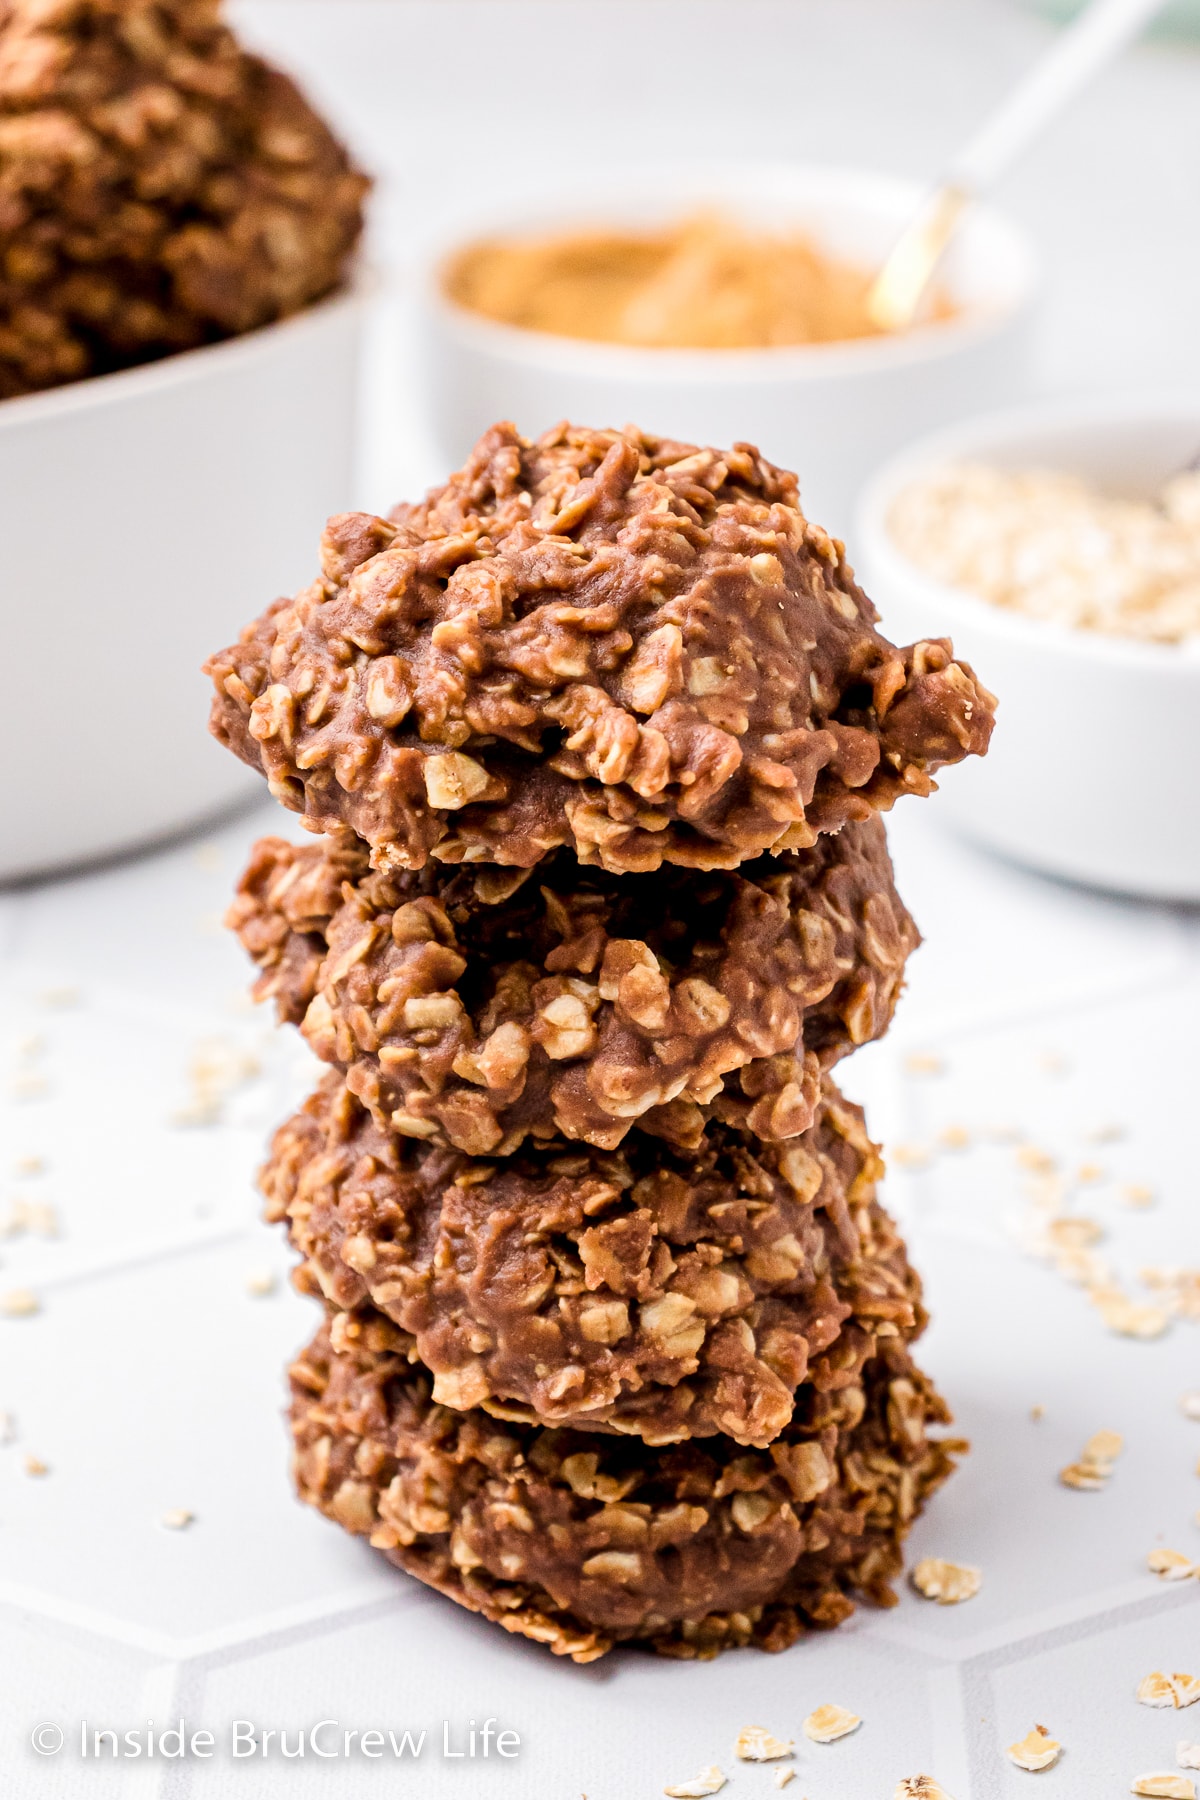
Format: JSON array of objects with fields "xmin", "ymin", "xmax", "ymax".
[
  {"xmin": 417, "ymin": 162, "xmax": 1039, "ymax": 542},
  {"xmin": 857, "ymin": 394, "xmax": 1200, "ymax": 901}
]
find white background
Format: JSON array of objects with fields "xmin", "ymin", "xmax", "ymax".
[{"xmin": 2, "ymin": 5, "xmax": 1200, "ymax": 1797}]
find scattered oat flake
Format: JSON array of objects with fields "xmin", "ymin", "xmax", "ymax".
[
  {"xmin": 1030, "ymin": 1403, "xmax": 1046, "ymax": 1420},
  {"xmin": 161, "ymin": 1509, "xmax": 194, "ymax": 1531},
  {"xmin": 1123, "ymin": 1183, "xmax": 1156, "ymax": 1208},
  {"xmin": 1131, "ymin": 1775, "xmax": 1195, "ymax": 1798},
  {"xmin": 1047, "ymin": 1216, "xmax": 1104, "ymax": 1251},
  {"xmin": 1007, "ymin": 1725, "xmax": 1061, "ymax": 1772},
  {"xmin": 895, "ymin": 1780, "xmax": 956, "ymax": 1799},
  {"xmin": 664, "ymin": 1767, "xmax": 726, "ymax": 1798},
  {"xmin": 1076, "ymin": 1161, "xmax": 1105, "ymax": 1183},
  {"xmin": 1089, "ymin": 1123, "xmax": 1126, "ymax": 1143},
  {"xmin": 937, "ymin": 1125, "xmax": 971, "ymax": 1151},
  {"xmin": 904, "ymin": 1052, "xmax": 943, "ymax": 1076},
  {"xmin": 23, "ymin": 1452, "xmax": 48, "ymax": 1476},
  {"xmin": 911, "ymin": 1557, "xmax": 981, "ymax": 1604},
  {"xmin": 803, "ymin": 1704, "xmax": 860, "ymax": 1744},
  {"xmin": 1, "ymin": 1197, "xmax": 60, "ymax": 1240},
  {"xmin": 245, "ymin": 1270, "xmax": 277, "ymax": 1298},
  {"xmin": 10, "ymin": 1074, "xmax": 49, "ymax": 1100},
  {"xmin": 1139, "ymin": 1674, "xmax": 1200, "ymax": 1710},
  {"xmin": 14, "ymin": 1154, "xmax": 44, "ymax": 1176},
  {"xmin": 1142, "ymin": 1269, "xmax": 1200, "ymax": 1322},
  {"xmin": 1059, "ymin": 1461, "xmax": 1108, "ymax": 1491},
  {"xmin": 39, "ymin": 986, "xmax": 80, "ymax": 1008},
  {"xmin": 735, "ymin": 1726, "xmax": 792, "ymax": 1762},
  {"xmin": 1182, "ymin": 1394, "xmax": 1200, "ymax": 1422},
  {"xmin": 773, "ymin": 1773, "xmax": 795, "ymax": 1791},
  {"xmin": 0, "ymin": 1288, "xmax": 40, "ymax": 1318},
  {"xmin": 0, "ymin": 1411, "xmax": 15, "ymax": 1443},
  {"xmin": 891, "ymin": 1143, "xmax": 930, "ymax": 1170},
  {"xmin": 171, "ymin": 1038, "xmax": 260, "ymax": 1128},
  {"xmin": 1086, "ymin": 1428, "xmax": 1122, "ymax": 1460},
  {"xmin": 1094, "ymin": 1292, "xmax": 1170, "ymax": 1339},
  {"xmin": 1148, "ymin": 1549, "xmax": 1197, "ymax": 1581},
  {"xmin": 1017, "ymin": 1144, "xmax": 1057, "ymax": 1173},
  {"xmin": 1179, "ymin": 1745, "xmax": 1200, "ymax": 1771},
  {"xmin": 1039, "ymin": 1051, "xmax": 1070, "ymax": 1074}
]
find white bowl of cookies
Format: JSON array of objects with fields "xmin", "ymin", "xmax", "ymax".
[{"xmin": 0, "ymin": 0, "xmax": 369, "ymax": 882}]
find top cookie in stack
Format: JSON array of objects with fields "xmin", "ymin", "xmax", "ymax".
[{"xmin": 208, "ymin": 421, "xmax": 994, "ymax": 875}]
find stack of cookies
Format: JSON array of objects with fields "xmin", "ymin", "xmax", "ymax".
[{"xmin": 206, "ymin": 422, "xmax": 994, "ymax": 1661}]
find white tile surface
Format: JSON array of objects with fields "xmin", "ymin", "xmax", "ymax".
[{"xmin": 5, "ymin": 780, "xmax": 1199, "ymax": 1800}]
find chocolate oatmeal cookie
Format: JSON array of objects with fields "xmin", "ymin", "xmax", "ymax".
[
  {"xmin": 230, "ymin": 814, "xmax": 918, "ymax": 1153},
  {"xmin": 265, "ymin": 1073, "xmax": 920, "ymax": 1447},
  {"xmin": 0, "ymin": 0, "xmax": 367, "ymax": 399},
  {"xmin": 207, "ymin": 422, "xmax": 995, "ymax": 873},
  {"xmin": 290, "ymin": 1308, "xmax": 960, "ymax": 1660}
]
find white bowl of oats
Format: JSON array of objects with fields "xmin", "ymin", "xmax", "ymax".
[{"xmin": 857, "ymin": 395, "xmax": 1200, "ymax": 900}]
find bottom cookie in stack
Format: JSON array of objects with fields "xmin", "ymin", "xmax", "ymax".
[{"xmin": 288, "ymin": 1285, "xmax": 961, "ymax": 1664}]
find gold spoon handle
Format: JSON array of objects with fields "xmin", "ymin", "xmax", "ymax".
[{"xmin": 867, "ymin": 0, "xmax": 1165, "ymax": 332}]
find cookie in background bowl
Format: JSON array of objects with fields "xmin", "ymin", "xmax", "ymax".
[
  {"xmin": 0, "ymin": 0, "xmax": 368, "ymax": 398},
  {"xmin": 0, "ymin": 0, "xmax": 371, "ymax": 880}
]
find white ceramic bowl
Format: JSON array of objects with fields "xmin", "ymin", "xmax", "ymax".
[
  {"xmin": 0, "ymin": 283, "xmax": 366, "ymax": 883},
  {"xmin": 417, "ymin": 163, "xmax": 1038, "ymax": 539},
  {"xmin": 856, "ymin": 395, "xmax": 1200, "ymax": 901}
]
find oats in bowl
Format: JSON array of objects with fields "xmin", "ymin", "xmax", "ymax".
[{"xmin": 887, "ymin": 462, "xmax": 1200, "ymax": 644}]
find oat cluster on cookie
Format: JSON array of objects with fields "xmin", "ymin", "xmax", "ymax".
[
  {"xmin": 0, "ymin": 0, "xmax": 367, "ymax": 398},
  {"xmin": 209, "ymin": 422, "xmax": 993, "ymax": 872},
  {"xmin": 208, "ymin": 422, "xmax": 991, "ymax": 1659}
]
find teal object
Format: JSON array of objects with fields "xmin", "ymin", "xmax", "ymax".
[{"xmin": 1018, "ymin": 0, "xmax": 1200, "ymax": 39}]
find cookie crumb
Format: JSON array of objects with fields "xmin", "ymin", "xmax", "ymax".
[
  {"xmin": 161, "ymin": 1509, "xmax": 195, "ymax": 1531},
  {"xmin": 1131, "ymin": 1775, "xmax": 1195, "ymax": 1798},
  {"xmin": 23, "ymin": 1453, "xmax": 48, "ymax": 1477}
]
